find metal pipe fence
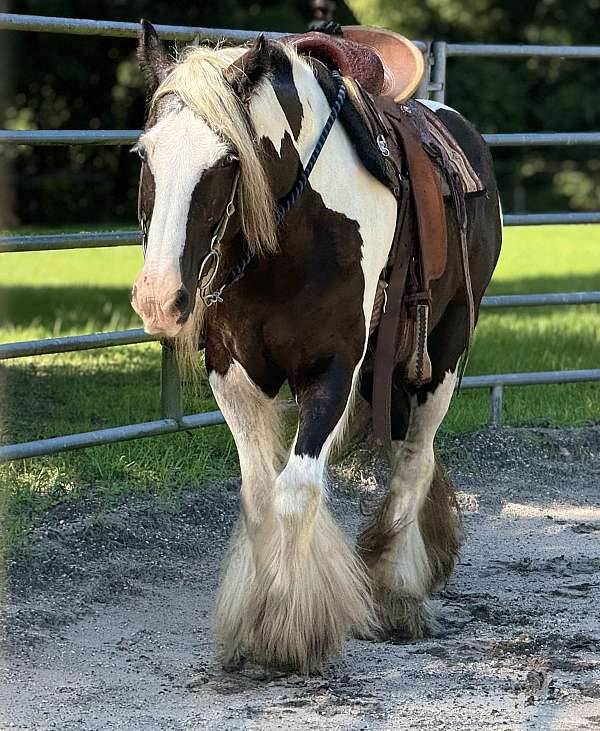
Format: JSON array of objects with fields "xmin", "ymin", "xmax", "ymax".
[
  {"xmin": 6, "ymin": 129, "xmax": 600, "ymax": 147},
  {"xmin": 3, "ymin": 212, "xmax": 600, "ymax": 254},
  {"xmin": 1, "ymin": 291, "xmax": 599, "ymax": 362},
  {"xmin": 1, "ymin": 13, "xmax": 599, "ymax": 462}
]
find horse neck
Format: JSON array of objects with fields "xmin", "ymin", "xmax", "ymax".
[{"xmin": 249, "ymin": 57, "xmax": 350, "ymax": 202}]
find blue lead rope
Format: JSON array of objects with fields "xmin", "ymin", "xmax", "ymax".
[
  {"xmin": 215, "ymin": 71, "xmax": 347, "ymax": 297},
  {"xmin": 276, "ymin": 70, "xmax": 346, "ymax": 222}
]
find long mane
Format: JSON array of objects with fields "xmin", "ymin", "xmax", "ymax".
[
  {"xmin": 151, "ymin": 43, "xmax": 284, "ymax": 378},
  {"xmin": 152, "ymin": 44, "xmax": 278, "ymax": 259}
]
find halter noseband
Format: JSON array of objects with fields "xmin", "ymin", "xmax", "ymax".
[{"xmin": 198, "ymin": 70, "xmax": 346, "ymax": 307}]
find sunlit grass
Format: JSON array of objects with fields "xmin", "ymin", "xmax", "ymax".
[
  {"xmin": 444, "ymin": 224, "xmax": 600, "ymax": 431},
  {"xmin": 0, "ymin": 224, "xmax": 599, "ymax": 547}
]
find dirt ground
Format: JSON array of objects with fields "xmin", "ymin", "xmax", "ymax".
[{"xmin": 1, "ymin": 426, "xmax": 600, "ymax": 730}]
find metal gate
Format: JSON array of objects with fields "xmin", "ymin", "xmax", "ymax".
[{"xmin": 1, "ymin": 12, "xmax": 599, "ymax": 462}]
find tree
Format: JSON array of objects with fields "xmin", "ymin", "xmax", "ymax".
[
  {"xmin": 348, "ymin": 0, "xmax": 600, "ymax": 213},
  {"xmin": 3, "ymin": 0, "xmax": 598, "ymax": 225}
]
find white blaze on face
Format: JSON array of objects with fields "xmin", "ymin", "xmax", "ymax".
[
  {"xmin": 132, "ymin": 105, "xmax": 229, "ymax": 336},
  {"xmin": 141, "ymin": 106, "xmax": 229, "ymax": 278}
]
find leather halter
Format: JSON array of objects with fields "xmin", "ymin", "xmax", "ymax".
[
  {"xmin": 196, "ymin": 71, "xmax": 347, "ymax": 306},
  {"xmin": 197, "ymin": 168, "xmax": 241, "ymax": 306}
]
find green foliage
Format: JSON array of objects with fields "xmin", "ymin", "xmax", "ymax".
[
  {"xmin": 3, "ymin": 1, "xmax": 599, "ymax": 226},
  {"xmin": 2, "ymin": 0, "xmax": 322, "ymax": 225},
  {"xmin": 347, "ymin": 0, "xmax": 600, "ymax": 214}
]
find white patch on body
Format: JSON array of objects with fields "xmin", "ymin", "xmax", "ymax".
[
  {"xmin": 249, "ymin": 79, "xmax": 294, "ymax": 157},
  {"xmin": 416, "ymin": 99, "xmax": 459, "ymax": 114},
  {"xmin": 250, "ymin": 55, "xmax": 397, "ymax": 521},
  {"xmin": 140, "ymin": 106, "xmax": 229, "ymax": 277},
  {"xmin": 379, "ymin": 370, "xmax": 458, "ymax": 596},
  {"xmin": 252, "ymin": 56, "xmax": 397, "ymax": 336}
]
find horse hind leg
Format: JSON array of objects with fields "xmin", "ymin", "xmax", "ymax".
[
  {"xmin": 357, "ymin": 369, "xmax": 462, "ymax": 639},
  {"xmin": 421, "ymin": 450, "xmax": 463, "ymax": 592},
  {"xmin": 244, "ymin": 357, "xmax": 374, "ymax": 673}
]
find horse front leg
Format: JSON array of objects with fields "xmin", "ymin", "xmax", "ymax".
[
  {"xmin": 245, "ymin": 356, "xmax": 374, "ymax": 673},
  {"xmin": 208, "ymin": 359, "xmax": 284, "ymax": 669}
]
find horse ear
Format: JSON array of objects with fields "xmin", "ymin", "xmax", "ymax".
[
  {"xmin": 225, "ymin": 34, "xmax": 272, "ymax": 102},
  {"xmin": 137, "ymin": 20, "xmax": 172, "ymax": 97}
]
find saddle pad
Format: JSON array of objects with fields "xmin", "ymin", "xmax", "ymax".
[
  {"xmin": 412, "ymin": 100, "xmax": 485, "ymax": 197},
  {"xmin": 314, "ymin": 67, "xmax": 485, "ymax": 205}
]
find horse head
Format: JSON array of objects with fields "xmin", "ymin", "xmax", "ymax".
[{"xmin": 130, "ymin": 22, "xmax": 279, "ymax": 340}]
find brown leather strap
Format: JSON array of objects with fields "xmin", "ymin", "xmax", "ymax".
[
  {"xmin": 388, "ymin": 113, "xmax": 447, "ymax": 284},
  {"xmin": 346, "ymin": 86, "xmax": 450, "ymax": 447},
  {"xmin": 372, "ymin": 179, "xmax": 411, "ymax": 450}
]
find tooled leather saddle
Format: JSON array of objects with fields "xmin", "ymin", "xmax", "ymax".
[
  {"xmin": 282, "ymin": 27, "xmax": 486, "ymax": 448},
  {"xmin": 285, "ymin": 25, "xmax": 425, "ymax": 102}
]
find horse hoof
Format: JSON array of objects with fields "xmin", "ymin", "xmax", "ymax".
[{"xmin": 370, "ymin": 590, "xmax": 438, "ymax": 642}]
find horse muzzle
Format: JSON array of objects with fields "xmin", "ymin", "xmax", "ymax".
[{"xmin": 130, "ymin": 269, "xmax": 193, "ymax": 338}]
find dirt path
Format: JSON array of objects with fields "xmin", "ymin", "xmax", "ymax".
[{"xmin": 2, "ymin": 427, "xmax": 600, "ymax": 730}]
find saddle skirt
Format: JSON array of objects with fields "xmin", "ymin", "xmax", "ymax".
[{"xmin": 310, "ymin": 68, "xmax": 485, "ymax": 290}]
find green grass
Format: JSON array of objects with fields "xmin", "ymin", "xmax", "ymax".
[
  {"xmin": 446, "ymin": 225, "xmax": 600, "ymax": 431},
  {"xmin": 1, "ymin": 225, "xmax": 599, "ymax": 547}
]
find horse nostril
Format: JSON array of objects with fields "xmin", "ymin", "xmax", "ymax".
[{"xmin": 173, "ymin": 287, "xmax": 190, "ymax": 313}]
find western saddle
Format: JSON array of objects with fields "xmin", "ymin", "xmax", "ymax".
[
  {"xmin": 287, "ymin": 25, "xmax": 425, "ymax": 102},
  {"xmin": 283, "ymin": 26, "xmax": 485, "ymax": 448}
]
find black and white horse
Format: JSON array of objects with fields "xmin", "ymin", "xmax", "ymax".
[{"xmin": 131, "ymin": 23, "xmax": 502, "ymax": 673}]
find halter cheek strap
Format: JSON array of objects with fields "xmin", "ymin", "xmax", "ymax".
[
  {"xmin": 199, "ymin": 71, "xmax": 347, "ymax": 306},
  {"xmin": 137, "ymin": 72, "xmax": 346, "ymax": 308},
  {"xmin": 197, "ymin": 168, "xmax": 241, "ymax": 306}
]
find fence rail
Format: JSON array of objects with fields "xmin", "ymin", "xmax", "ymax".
[
  {"xmin": 2, "ymin": 291, "xmax": 599, "ymax": 361},
  {"xmin": 3, "ymin": 212, "xmax": 600, "ymax": 254},
  {"xmin": 447, "ymin": 43, "xmax": 600, "ymax": 58},
  {"xmin": 0, "ymin": 411, "xmax": 228, "ymax": 463},
  {"xmin": 2, "ymin": 367, "xmax": 599, "ymax": 462},
  {"xmin": 502, "ymin": 212, "xmax": 600, "ymax": 226},
  {"xmin": 0, "ymin": 13, "xmax": 599, "ymax": 462},
  {"xmin": 0, "ymin": 12, "xmax": 278, "ymax": 43},
  {"xmin": 4, "ymin": 129, "xmax": 600, "ymax": 148},
  {"xmin": 0, "ymin": 231, "xmax": 139, "ymax": 252},
  {"xmin": 0, "ymin": 329, "xmax": 153, "ymax": 359}
]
